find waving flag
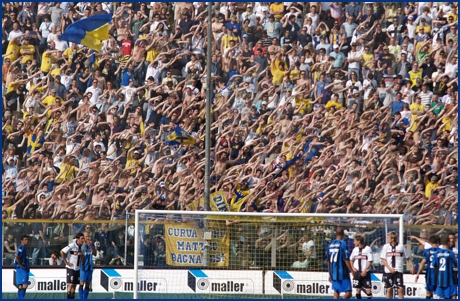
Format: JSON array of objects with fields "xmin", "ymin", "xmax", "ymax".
[
  {"xmin": 60, "ymin": 14, "xmax": 112, "ymax": 52},
  {"xmin": 166, "ymin": 125, "xmax": 195, "ymax": 146},
  {"xmin": 272, "ymin": 153, "xmax": 303, "ymax": 180},
  {"xmin": 229, "ymin": 195, "xmax": 249, "ymax": 212}
]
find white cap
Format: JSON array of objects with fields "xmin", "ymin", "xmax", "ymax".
[
  {"xmin": 160, "ymin": 181, "xmax": 166, "ymax": 187},
  {"xmin": 134, "ymin": 150, "xmax": 140, "ymax": 154},
  {"xmin": 262, "ymin": 101, "xmax": 268, "ymax": 105},
  {"xmin": 37, "ymin": 193, "xmax": 46, "ymax": 202},
  {"xmin": 333, "ymin": 44, "xmax": 339, "ymax": 49}
]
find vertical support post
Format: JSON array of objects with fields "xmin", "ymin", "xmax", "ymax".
[
  {"xmin": 1, "ymin": 223, "xmax": 4, "ymax": 265},
  {"xmin": 384, "ymin": 218, "xmax": 388, "ymax": 239},
  {"xmin": 204, "ymin": 1, "xmax": 212, "ymax": 212},
  {"xmin": 399, "ymin": 216, "xmax": 404, "ymax": 247},
  {"xmin": 124, "ymin": 213, "xmax": 128, "ymax": 266},
  {"xmin": 271, "ymin": 225, "xmax": 278, "ymax": 268},
  {"xmin": 203, "ymin": 1, "xmax": 213, "ymax": 269},
  {"xmin": 133, "ymin": 211, "xmax": 139, "ymax": 299}
]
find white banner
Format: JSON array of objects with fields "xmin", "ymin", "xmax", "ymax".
[
  {"xmin": 265, "ymin": 271, "xmax": 427, "ymax": 298},
  {"xmin": 3, "ymin": 268, "xmax": 432, "ymax": 298},
  {"xmin": 2, "ymin": 268, "xmax": 262, "ymax": 295}
]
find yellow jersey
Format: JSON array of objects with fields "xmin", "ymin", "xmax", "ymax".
[
  {"xmin": 221, "ymin": 34, "xmax": 238, "ymax": 52},
  {"xmin": 62, "ymin": 47, "xmax": 76, "ymax": 63},
  {"xmin": 50, "ymin": 68, "xmax": 61, "ymax": 77},
  {"xmin": 41, "ymin": 52, "xmax": 54, "ymax": 73},
  {"xmin": 325, "ymin": 100, "xmax": 343, "ymax": 110},
  {"xmin": 407, "ymin": 69, "xmax": 423, "ymax": 88},
  {"xmin": 362, "ymin": 52, "xmax": 374, "ymax": 65},
  {"xmin": 424, "ymin": 180, "xmax": 439, "ymax": 198},
  {"xmin": 270, "ymin": 58, "xmax": 287, "ymax": 72},
  {"xmin": 271, "ymin": 69, "xmax": 286, "ymax": 85},
  {"xmin": 146, "ymin": 47, "xmax": 160, "ymax": 62},
  {"xmin": 4, "ymin": 40, "xmax": 20, "ymax": 61},
  {"xmin": 416, "ymin": 25, "xmax": 431, "ymax": 33},
  {"xmin": 289, "ymin": 69, "xmax": 300, "ymax": 81},
  {"xmin": 56, "ymin": 163, "xmax": 75, "ymax": 183},
  {"xmin": 300, "ymin": 198, "xmax": 313, "ymax": 213},
  {"xmin": 270, "ymin": 3, "xmax": 284, "ymax": 19},
  {"xmin": 126, "ymin": 152, "xmax": 142, "ymax": 174},
  {"xmin": 295, "ymin": 97, "xmax": 311, "ymax": 115},
  {"xmin": 42, "ymin": 95, "xmax": 58, "ymax": 107},
  {"xmin": 447, "ymin": 13, "xmax": 458, "ymax": 22},
  {"xmin": 19, "ymin": 45, "xmax": 35, "ymax": 63},
  {"xmin": 409, "ymin": 103, "xmax": 424, "ymax": 119},
  {"xmin": 6, "ymin": 83, "xmax": 20, "ymax": 95}
]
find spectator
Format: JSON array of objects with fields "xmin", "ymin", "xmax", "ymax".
[
  {"xmin": 49, "ymin": 250, "xmax": 63, "ymax": 266},
  {"xmin": 0, "ymin": 2, "xmax": 457, "ymax": 269},
  {"xmin": 3, "ymin": 232, "xmax": 17, "ymax": 264},
  {"xmin": 292, "ymin": 253, "xmax": 308, "ymax": 268}
]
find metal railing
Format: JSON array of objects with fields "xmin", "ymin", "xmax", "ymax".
[{"xmin": 2, "ymin": 217, "xmax": 457, "ymax": 270}]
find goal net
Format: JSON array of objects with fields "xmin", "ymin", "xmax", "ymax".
[{"xmin": 133, "ymin": 211, "xmax": 404, "ymax": 299}]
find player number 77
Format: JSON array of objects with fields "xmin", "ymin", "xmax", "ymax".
[{"xmin": 330, "ymin": 249, "xmax": 338, "ymax": 263}]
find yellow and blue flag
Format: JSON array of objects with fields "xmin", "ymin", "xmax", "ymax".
[
  {"xmin": 229, "ymin": 195, "xmax": 249, "ymax": 212},
  {"xmin": 190, "ymin": 190, "xmax": 229, "ymax": 212},
  {"xmin": 166, "ymin": 125, "xmax": 195, "ymax": 146},
  {"xmin": 60, "ymin": 14, "xmax": 112, "ymax": 52}
]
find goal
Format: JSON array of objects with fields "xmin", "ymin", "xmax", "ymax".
[{"xmin": 133, "ymin": 211, "xmax": 404, "ymax": 299}]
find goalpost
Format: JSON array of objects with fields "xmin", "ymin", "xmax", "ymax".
[{"xmin": 133, "ymin": 211, "xmax": 404, "ymax": 299}]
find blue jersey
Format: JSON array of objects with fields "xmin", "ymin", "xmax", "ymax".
[
  {"xmin": 80, "ymin": 244, "xmax": 93, "ymax": 272},
  {"xmin": 433, "ymin": 249, "xmax": 458, "ymax": 287},
  {"xmin": 327, "ymin": 239, "xmax": 350, "ymax": 281},
  {"xmin": 423, "ymin": 247, "xmax": 441, "ymax": 285},
  {"xmin": 14, "ymin": 244, "xmax": 30, "ymax": 271}
]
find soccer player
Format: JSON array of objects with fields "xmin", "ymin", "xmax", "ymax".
[
  {"xmin": 79, "ymin": 231, "xmax": 96, "ymax": 299},
  {"xmin": 381, "ymin": 231, "xmax": 415, "ymax": 299},
  {"xmin": 415, "ymin": 235, "xmax": 441, "ymax": 299},
  {"xmin": 327, "ymin": 227, "xmax": 353, "ymax": 299},
  {"xmin": 14, "ymin": 235, "xmax": 30, "ymax": 300},
  {"xmin": 350, "ymin": 235, "xmax": 373, "ymax": 299},
  {"xmin": 433, "ymin": 235, "xmax": 458, "ymax": 299},
  {"xmin": 61, "ymin": 233, "xmax": 85, "ymax": 299}
]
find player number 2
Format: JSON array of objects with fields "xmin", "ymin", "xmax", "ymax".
[{"xmin": 439, "ymin": 258, "xmax": 446, "ymax": 271}]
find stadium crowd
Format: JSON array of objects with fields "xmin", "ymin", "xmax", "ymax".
[{"xmin": 1, "ymin": 2, "xmax": 458, "ymax": 266}]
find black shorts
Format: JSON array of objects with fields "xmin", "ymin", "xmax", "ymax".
[
  {"xmin": 66, "ymin": 268, "xmax": 80, "ymax": 285},
  {"xmin": 383, "ymin": 272, "xmax": 404, "ymax": 289},
  {"xmin": 352, "ymin": 273, "xmax": 372, "ymax": 290}
]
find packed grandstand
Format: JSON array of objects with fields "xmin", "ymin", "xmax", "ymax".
[{"xmin": 1, "ymin": 2, "xmax": 458, "ymax": 267}]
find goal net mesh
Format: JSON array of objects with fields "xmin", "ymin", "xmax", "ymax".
[{"xmin": 133, "ymin": 212, "xmax": 403, "ymax": 299}]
